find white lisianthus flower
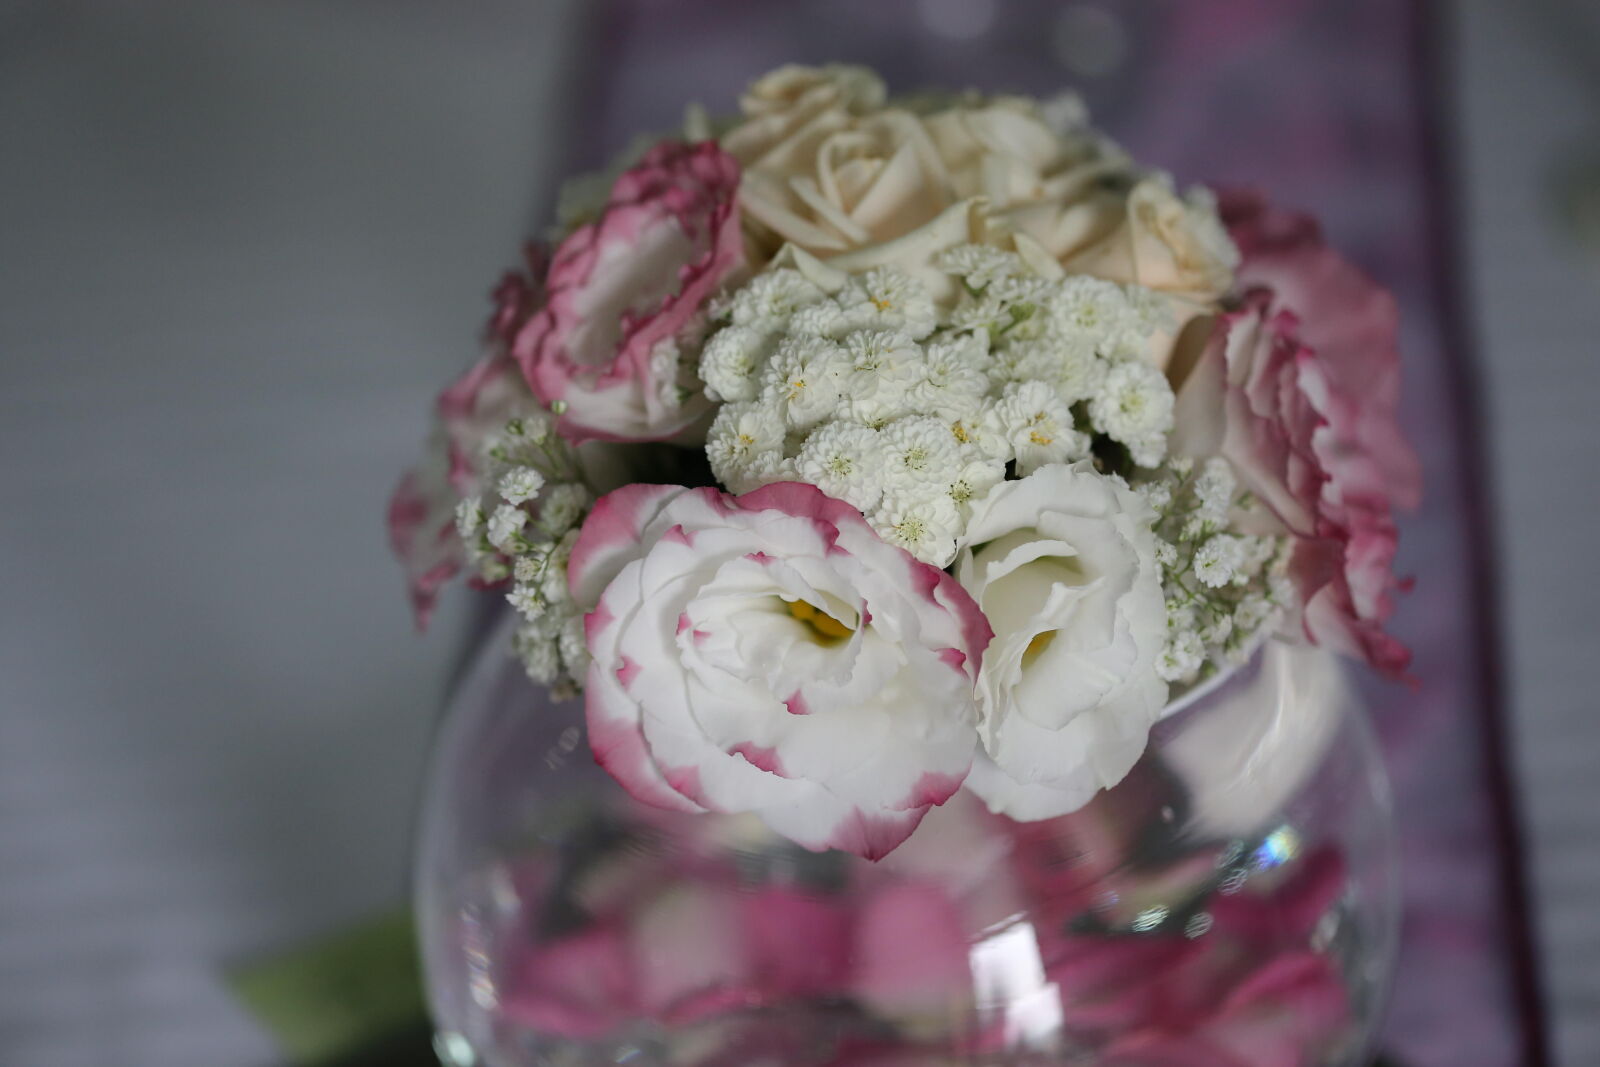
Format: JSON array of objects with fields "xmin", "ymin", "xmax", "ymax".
[
  {"xmin": 570, "ymin": 481, "xmax": 992, "ymax": 860},
  {"xmin": 954, "ymin": 463, "xmax": 1169, "ymax": 820}
]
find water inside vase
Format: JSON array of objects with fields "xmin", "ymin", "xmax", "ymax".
[{"xmin": 426, "ymin": 785, "xmax": 1388, "ymax": 1066}]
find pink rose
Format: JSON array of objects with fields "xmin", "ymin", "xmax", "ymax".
[
  {"xmin": 1171, "ymin": 196, "xmax": 1417, "ymax": 678},
  {"xmin": 510, "ymin": 140, "xmax": 743, "ymax": 443},
  {"xmin": 569, "ymin": 481, "xmax": 992, "ymax": 859}
]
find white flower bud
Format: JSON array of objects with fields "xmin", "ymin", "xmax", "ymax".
[
  {"xmin": 498, "ymin": 466, "xmax": 546, "ymax": 505},
  {"xmin": 486, "ymin": 504, "xmax": 528, "ymax": 551},
  {"xmin": 454, "ymin": 496, "xmax": 483, "ymax": 540}
]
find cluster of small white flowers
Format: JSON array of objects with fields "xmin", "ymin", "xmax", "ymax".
[
  {"xmin": 1136, "ymin": 456, "xmax": 1290, "ymax": 685},
  {"xmin": 698, "ymin": 256, "xmax": 1179, "ymax": 566},
  {"xmin": 454, "ymin": 409, "xmax": 594, "ymax": 694}
]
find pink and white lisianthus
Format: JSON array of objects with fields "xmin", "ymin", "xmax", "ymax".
[
  {"xmin": 1219, "ymin": 189, "xmax": 1420, "ymax": 514},
  {"xmin": 568, "ymin": 480, "xmax": 992, "ymax": 859},
  {"xmin": 509, "ymin": 140, "xmax": 744, "ymax": 442},
  {"xmin": 1171, "ymin": 193, "xmax": 1417, "ymax": 678},
  {"xmin": 1223, "ymin": 191, "xmax": 1419, "ymax": 678}
]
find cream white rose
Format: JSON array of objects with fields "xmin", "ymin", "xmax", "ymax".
[
  {"xmin": 923, "ymin": 96, "xmax": 1128, "ymax": 217},
  {"xmin": 1019, "ymin": 176, "xmax": 1239, "ymax": 371},
  {"xmin": 721, "ymin": 69, "xmax": 1232, "ymax": 371},
  {"xmin": 1009, "ymin": 175, "xmax": 1237, "ymax": 300},
  {"xmin": 954, "ymin": 463, "xmax": 1169, "ymax": 820},
  {"xmin": 722, "ymin": 63, "xmax": 888, "ymax": 165},
  {"xmin": 730, "ymin": 106, "xmax": 957, "ymax": 261}
]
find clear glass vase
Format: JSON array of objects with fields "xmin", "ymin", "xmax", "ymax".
[{"xmin": 414, "ymin": 614, "xmax": 1398, "ymax": 1067}]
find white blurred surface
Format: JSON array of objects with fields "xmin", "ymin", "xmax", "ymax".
[{"xmin": 0, "ymin": 3, "xmax": 579, "ymax": 1064}]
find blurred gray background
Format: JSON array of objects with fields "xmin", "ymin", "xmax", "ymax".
[{"xmin": 1, "ymin": 2, "xmax": 1597, "ymax": 1065}]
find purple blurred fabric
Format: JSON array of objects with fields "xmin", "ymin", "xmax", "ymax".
[{"xmin": 559, "ymin": 2, "xmax": 1548, "ymax": 1063}]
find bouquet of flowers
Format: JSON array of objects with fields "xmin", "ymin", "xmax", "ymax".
[{"xmin": 393, "ymin": 63, "xmax": 1417, "ymax": 1065}]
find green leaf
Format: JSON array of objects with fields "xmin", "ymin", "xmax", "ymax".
[{"xmin": 228, "ymin": 909, "xmax": 433, "ymax": 1067}]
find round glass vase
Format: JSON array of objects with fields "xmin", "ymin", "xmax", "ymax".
[{"xmin": 414, "ymin": 614, "xmax": 1398, "ymax": 1067}]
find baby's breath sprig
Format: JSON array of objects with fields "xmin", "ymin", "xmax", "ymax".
[
  {"xmin": 1136, "ymin": 455, "xmax": 1290, "ymax": 686},
  {"xmin": 458, "ymin": 407, "xmax": 596, "ymax": 693}
]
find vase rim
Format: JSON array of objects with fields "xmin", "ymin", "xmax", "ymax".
[{"xmin": 1157, "ymin": 629, "xmax": 1277, "ymax": 723}]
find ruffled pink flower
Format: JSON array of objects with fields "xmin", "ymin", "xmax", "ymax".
[
  {"xmin": 510, "ymin": 140, "xmax": 743, "ymax": 442},
  {"xmin": 569, "ymin": 481, "xmax": 992, "ymax": 860},
  {"xmin": 1219, "ymin": 190, "xmax": 1421, "ymax": 515},
  {"xmin": 1172, "ymin": 193, "xmax": 1418, "ymax": 678},
  {"xmin": 387, "ymin": 346, "xmax": 532, "ymax": 627},
  {"xmin": 387, "ymin": 245, "xmax": 549, "ymax": 627}
]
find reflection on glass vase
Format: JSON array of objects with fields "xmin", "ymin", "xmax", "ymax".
[{"xmin": 414, "ymin": 615, "xmax": 1397, "ymax": 1067}]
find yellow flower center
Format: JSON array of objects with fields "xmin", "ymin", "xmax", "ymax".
[
  {"xmin": 787, "ymin": 598, "xmax": 854, "ymax": 646},
  {"xmin": 1022, "ymin": 629, "xmax": 1057, "ymax": 668}
]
